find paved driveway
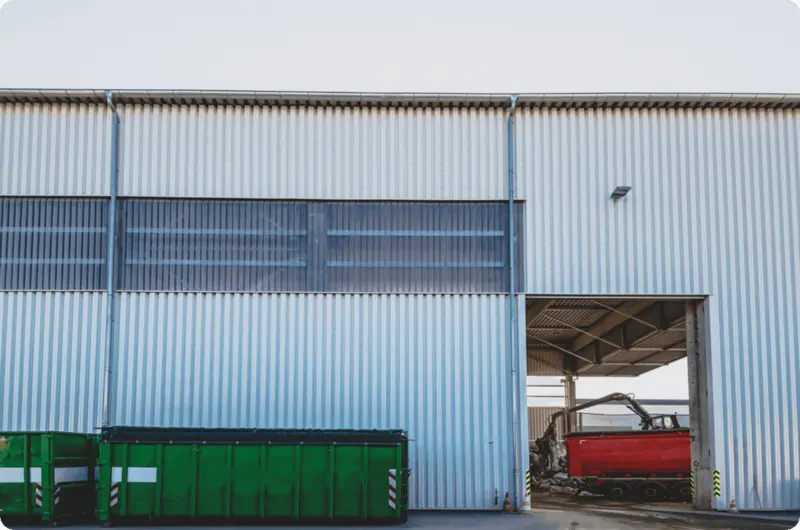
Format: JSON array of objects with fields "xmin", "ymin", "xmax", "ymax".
[{"xmin": 3, "ymin": 504, "xmax": 797, "ymax": 530}]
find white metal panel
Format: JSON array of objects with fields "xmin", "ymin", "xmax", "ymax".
[
  {"xmin": 0, "ymin": 292, "xmax": 106, "ymax": 433},
  {"xmin": 517, "ymin": 108, "xmax": 800, "ymax": 510},
  {"xmin": 117, "ymin": 105, "xmax": 506, "ymax": 200},
  {"xmin": 112, "ymin": 293, "xmax": 513, "ymax": 510},
  {"xmin": 0, "ymin": 103, "xmax": 110, "ymax": 196}
]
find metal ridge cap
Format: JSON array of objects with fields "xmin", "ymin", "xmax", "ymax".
[{"xmin": 1, "ymin": 88, "xmax": 799, "ymax": 107}]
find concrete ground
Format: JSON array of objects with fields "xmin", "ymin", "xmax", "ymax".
[
  {"xmin": 529, "ymin": 493, "xmax": 798, "ymax": 529},
  {"xmin": 5, "ymin": 509, "xmax": 797, "ymax": 530}
]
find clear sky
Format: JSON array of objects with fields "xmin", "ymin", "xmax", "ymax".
[
  {"xmin": 2, "ymin": 0, "xmax": 797, "ymax": 400},
  {"xmin": 1, "ymin": 0, "xmax": 799, "ymax": 92}
]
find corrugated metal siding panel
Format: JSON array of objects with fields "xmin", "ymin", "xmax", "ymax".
[
  {"xmin": 0, "ymin": 103, "xmax": 110, "ymax": 196},
  {"xmin": 117, "ymin": 105, "xmax": 506, "ymax": 200},
  {"xmin": 112, "ymin": 293, "xmax": 513, "ymax": 510},
  {"xmin": 527, "ymin": 407, "xmax": 562, "ymax": 441},
  {"xmin": 518, "ymin": 108, "xmax": 800, "ymax": 510},
  {"xmin": 0, "ymin": 292, "xmax": 106, "ymax": 433}
]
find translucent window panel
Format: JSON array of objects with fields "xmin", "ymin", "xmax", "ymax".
[
  {"xmin": 324, "ymin": 202, "xmax": 517, "ymax": 293},
  {"xmin": 117, "ymin": 200, "xmax": 522, "ymax": 293},
  {"xmin": 118, "ymin": 200, "xmax": 308, "ymax": 292},
  {"xmin": 0, "ymin": 199, "xmax": 108, "ymax": 291}
]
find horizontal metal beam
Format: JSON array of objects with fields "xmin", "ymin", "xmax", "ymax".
[{"xmin": 599, "ymin": 362, "xmax": 664, "ymax": 367}]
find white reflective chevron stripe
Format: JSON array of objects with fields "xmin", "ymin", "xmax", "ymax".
[
  {"xmin": 109, "ymin": 483, "xmax": 119, "ymax": 507},
  {"xmin": 388, "ymin": 469, "xmax": 397, "ymax": 510}
]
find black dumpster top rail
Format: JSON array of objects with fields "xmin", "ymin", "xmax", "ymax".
[{"xmin": 100, "ymin": 427, "xmax": 408, "ymax": 445}]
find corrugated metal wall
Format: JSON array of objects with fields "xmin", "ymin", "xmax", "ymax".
[
  {"xmin": 2, "ymin": 101, "xmax": 798, "ymax": 510},
  {"xmin": 517, "ymin": 107, "xmax": 800, "ymax": 510},
  {"xmin": 0, "ymin": 292, "xmax": 106, "ymax": 433},
  {"xmin": 117, "ymin": 105, "xmax": 506, "ymax": 200},
  {"xmin": 111, "ymin": 293, "xmax": 515, "ymax": 510},
  {"xmin": 527, "ymin": 407, "xmax": 562, "ymax": 441},
  {"xmin": 0, "ymin": 103, "xmax": 110, "ymax": 196}
]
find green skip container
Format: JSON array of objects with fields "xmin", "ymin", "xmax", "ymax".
[
  {"xmin": 96, "ymin": 428, "xmax": 409, "ymax": 525},
  {"xmin": 0, "ymin": 432, "xmax": 95, "ymax": 525}
]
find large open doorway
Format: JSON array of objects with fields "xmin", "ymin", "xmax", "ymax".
[{"xmin": 524, "ymin": 296, "xmax": 714, "ymax": 510}]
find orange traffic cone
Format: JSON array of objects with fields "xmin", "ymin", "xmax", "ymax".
[
  {"xmin": 503, "ymin": 492, "xmax": 513, "ymax": 513},
  {"xmin": 728, "ymin": 499, "xmax": 739, "ymax": 513},
  {"xmin": 520, "ymin": 494, "xmax": 532, "ymax": 513}
]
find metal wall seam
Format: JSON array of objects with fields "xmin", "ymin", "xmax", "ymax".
[
  {"xmin": 517, "ymin": 107, "xmax": 800, "ymax": 510},
  {"xmin": 111, "ymin": 292, "xmax": 512, "ymax": 510},
  {"xmin": 0, "ymin": 292, "xmax": 106, "ymax": 433},
  {"xmin": 116, "ymin": 104, "xmax": 506, "ymax": 200},
  {"xmin": 0, "ymin": 103, "xmax": 111, "ymax": 196}
]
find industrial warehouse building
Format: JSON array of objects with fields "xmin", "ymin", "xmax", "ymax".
[{"xmin": 0, "ymin": 89, "xmax": 798, "ymax": 512}]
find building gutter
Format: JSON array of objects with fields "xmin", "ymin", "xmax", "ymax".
[
  {"xmin": 101, "ymin": 90, "xmax": 120, "ymax": 427},
  {"xmin": 507, "ymin": 94, "xmax": 521, "ymax": 509}
]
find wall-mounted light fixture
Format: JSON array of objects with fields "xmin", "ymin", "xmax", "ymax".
[{"xmin": 610, "ymin": 186, "xmax": 632, "ymax": 199}]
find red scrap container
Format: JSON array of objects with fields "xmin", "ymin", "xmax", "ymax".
[{"xmin": 565, "ymin": 429, "xmax": 691, "ymax": 479}]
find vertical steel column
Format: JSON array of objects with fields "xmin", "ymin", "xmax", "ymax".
[
  {"xmin": 564, "ymin": 376, "xmax": 577, "ymax": 433},
  {"xmin": 101, "ymin": 90, "xmax": 120, "ymax": 427},
  {"xmin": 507, "ymin": 94, "xmax": 521, "ymax": 508},
  {"xmin": 687, "ymin": 300, "xmax": 714, "ymax": 510}
]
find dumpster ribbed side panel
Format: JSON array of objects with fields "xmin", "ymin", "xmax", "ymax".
[
  {"xmin": 112, "ymin": 293, "xmax": 512, "ymax": 510},
  {"xmin": 0, "ymin": 103, "xmax": 111, "ymax": 196},
  {"xmin": 117, "ymin": 104, "xmax": 506, "ymax": 200},
  {"xmin": 0, "ymin": 292, "xmax": 106, "ymax": 433}
]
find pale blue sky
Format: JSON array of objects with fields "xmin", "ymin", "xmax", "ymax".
[{"xmin": 1, "ymin": 0, "xmax": 797, "ymax": 399}]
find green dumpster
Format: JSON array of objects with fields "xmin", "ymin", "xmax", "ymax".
[
  {"xmin": 0, "ymin": 432, "xmax": 95, "ymax": 524},
  {"xmin": 96, "ymin": 428, "xmax": 409, "ymax": 524}
]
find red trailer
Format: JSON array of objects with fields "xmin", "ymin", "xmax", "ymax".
[
  {"xmin": 565, "ymin": 428, "xmax": 692, "ymax": 501},
  {"xmin": 530, "ymin": 393, "xmax": 693, "ymax": 502}
]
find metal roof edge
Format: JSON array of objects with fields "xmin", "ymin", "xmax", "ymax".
[{"xmin": 1, "ymin": 88, "xmax": 800, "ymax": 109}]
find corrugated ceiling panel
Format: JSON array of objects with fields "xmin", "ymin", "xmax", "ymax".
[
  {"xmin": 526, "ymin": 351, "xmax": 566, "ymax": 376},
  {"xmin": 0, "ymin": 292, "xmax": 106, "ymax": 433},
  {"xmin": 111, "ymin": 293, "xmax": 515, "ymax": 510},
  {"xmin": 518, "ymin": 108, "xmax": 800, "ymax": 510},
  {"xmin": 117, "ymin": 105, "xmax": 506, "ymax": 200},
  {"xmin": 0, "ymin": 103, "xmax": 110, "ymax": 196}
]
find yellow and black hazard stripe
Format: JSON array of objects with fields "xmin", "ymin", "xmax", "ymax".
[
  {"xmin": 689, "ymin": 471, "xmax": 695, "ymax": 496},
  {"xmin": 713, "ymin": 470, "xmax": 721, "ymax": 498},
  {"xmin": 525, "ymin": 468, "xmax": 531, "ymax": 499}
]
